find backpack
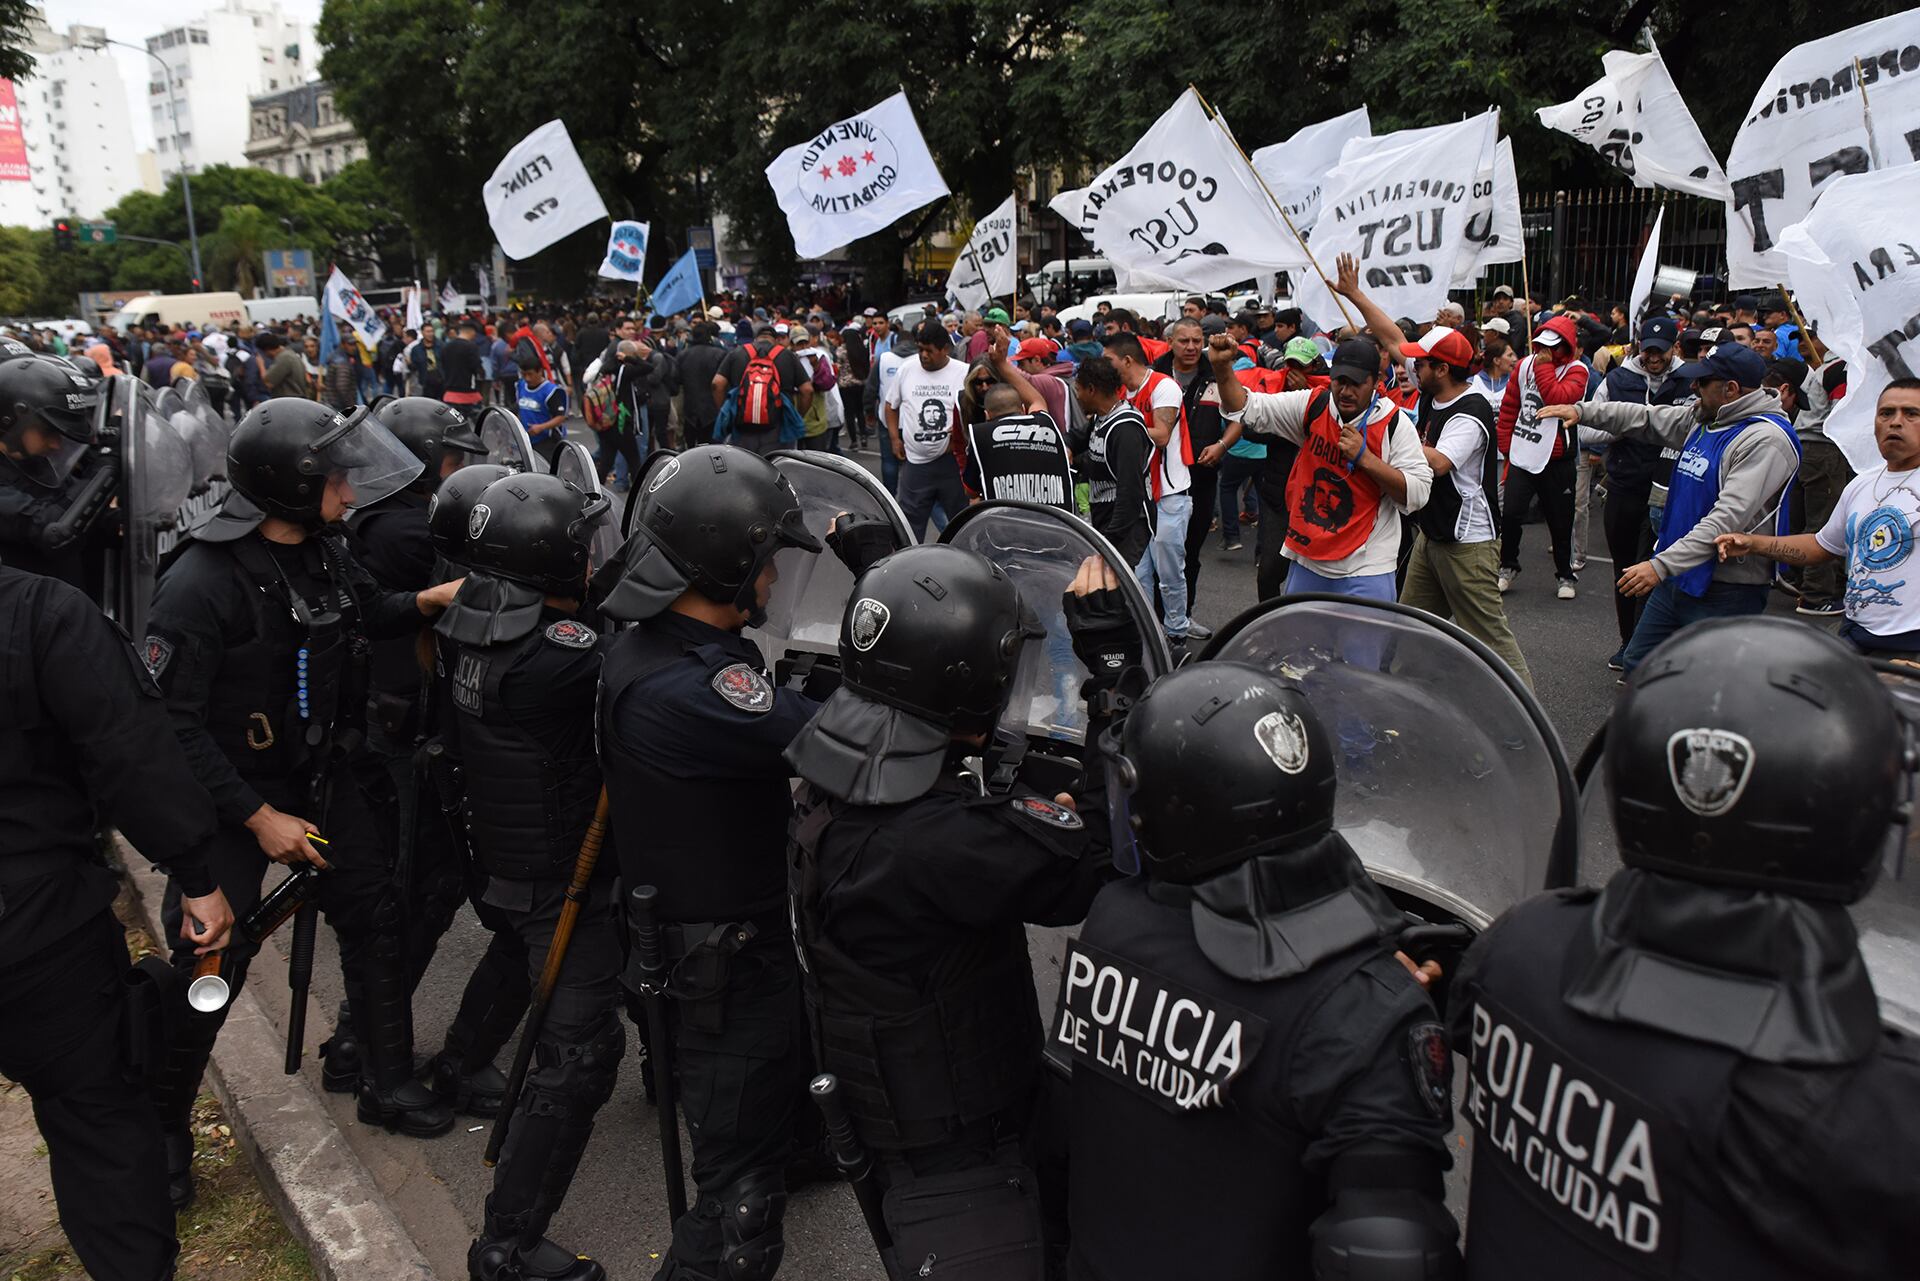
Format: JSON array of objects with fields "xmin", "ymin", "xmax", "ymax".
[
  {"xmin": 584, "ymin": 373, "xmax": 617, "ymax": 431},
  {"xmin": 737, "ymin": 343, "xmax": 787, "ymax": 429},
  {"xmin": 809, "ymin": 348, "xmax": 838, "ymax": 393}
]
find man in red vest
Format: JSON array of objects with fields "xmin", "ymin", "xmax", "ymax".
[
  {"xmin": 1103, "ymin": 332, "xmax": 1195, "ymax": 650},
  {"xmin": 1214, "ymin": 333, "xmax": 1431, "ymax": 601}
]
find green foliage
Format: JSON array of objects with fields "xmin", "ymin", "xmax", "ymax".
[
  {"xmin": 0, "ymin": 224, "xmax": 41, "ymax": 312},
  {"xmin": 0, "ymin": 0, "xmax": 37, "ymax": 83}
]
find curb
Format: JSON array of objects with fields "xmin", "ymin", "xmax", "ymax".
[{"xmin": 122, "ymin": 846, "xmax": 438, "ymax": 1281}]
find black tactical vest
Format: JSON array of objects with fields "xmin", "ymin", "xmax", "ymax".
[
  {"xmin": 205, "ymin": 534, "xmax": 365, "ymax": 784},
  {"xmin": 448, "ymin": 624, "xmax": 602, "ymax": 881},
  {"xmin": 790, "ymin": 781, "xmax": 1046, "ymax": 1152},
  {"xmin": 1065, "ymin": 877, "xmax": 1375, "ymax": 1281},
  {"xmin": 348, "ymin": 491, "xmax": 433, "ymax": 709},
  {"xmin": 598, "ymin": 622, "xmax": 791, "ymax": 924},
  {"xmin": 1456, "ymin": 889, "xmax": 1805, "ymax": 1280}
]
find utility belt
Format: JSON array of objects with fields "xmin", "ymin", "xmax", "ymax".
[{"xmin": 624, "ymin": 905, "xmax": 788, "ymax": 1037}]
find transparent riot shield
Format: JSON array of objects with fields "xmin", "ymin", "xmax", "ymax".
[
  {"xmin": 154, "ymin": 378, "xmax": 226, "ymax": 492},
  {"xmin": 1581, "ymin": 666, "xmax": 1920, "ymax": 1036},
  {"xmin": 476, "ymin": 405, "xmax": 544, "ymax": 474},
  {"xmin": 1204, "ymin": 595, "xmax": 1576, "ymax": 931},
  {"xmin": 109, "ymin": 378, "xmax": 195, "ymax": 637},
  {"xmin": 937, "ymin": 501, "xmax": 1174, "ymax": 748},
  {"xmin": 743, "ymin": 450, "xmax": 912, "ymax": 675},
  {"xmin": 551, "ymin": 438, "xmax": 624, "ymax": 571}
]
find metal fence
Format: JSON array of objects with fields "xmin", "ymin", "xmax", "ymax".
[{"xmin": 1468, "ymin": 187, "xmax": 1730, "ymax": 317}]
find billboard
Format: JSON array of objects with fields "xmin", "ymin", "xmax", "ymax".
[
  {"xmin": 262, "ymin": 248, "xmax": 315, "ymax": 293},
  {"xmin": 0, "ymin": 80, "xmax": 29, "ymax": 183}
]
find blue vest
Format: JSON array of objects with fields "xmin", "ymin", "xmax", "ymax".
[
  {"xmin": 1656, "ymin": 413, "xmax": 1798, "ymax": 597},
  {"xmin": 516, "ymin": 379, "xmax": 563, "ymax": 440}
]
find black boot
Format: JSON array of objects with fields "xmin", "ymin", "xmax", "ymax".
[
  {"xmin": 430, "ymin": 1051, "xmax": 509, "ymax": 1118},
  {"xmin": 347, "ymin": 954, "xmax": 453, "ymax": 1137},
  {"xmin": 469, "ymin": 1232, "xmax": 607, "ymax": 1281},
  {"xmin": 161, "ymin": 1125, "xmax": 196, "ymax": 1211},
  {"xmin": 319, "ymin": 998, "xmax": 359, "ymax": 1095}
]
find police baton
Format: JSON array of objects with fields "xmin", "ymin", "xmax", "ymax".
[
  {"xmin": 283, "ymin": 899, "xmax": 319, "ymax": 1074},
  {"xmin": 809, "ymin": 1073, "xmax": 895, "ymax": 1273},
  {"xmin": 485, "ymin": 788, "xmax": 611, "ymax": 1168},
  {"xmin": 629, "ymin": 884, "xmax": 688, "ymax": 1225}
]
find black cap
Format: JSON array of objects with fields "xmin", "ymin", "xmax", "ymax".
[
  {"xmin": 1732, "ymin": 294, "xmax": 1759, "ymax": 312},
  {"xmin": 1768, "ymin": 356, "xmax": 1811, "ymax": 387},
  {"xmin": 1759, "ymin": 293, "xmax": 1789, "ymax": 315},
  {"xmin": 1638, "ymin": 316, "xmax": 1677, "ymax": 352},
  {"xmin": 1328, "ymin": 336, "xmax": 1380, "ymax": 384}
]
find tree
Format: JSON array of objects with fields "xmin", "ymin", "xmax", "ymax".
[
  {"xmin": 0, "ymin": 224, "xmax": 43, "ymax": 312},
  {"xmin": 0, "ymin": 0, "xmax": 38, "ymax": 83},
  {"xmin": 206, "ymin": 204, "xmax": 281, "ymax": 296}
]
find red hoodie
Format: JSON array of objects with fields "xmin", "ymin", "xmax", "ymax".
[{"xmin": 1496, "ymin": 317, "xmax": 1589, "ymax": 460}]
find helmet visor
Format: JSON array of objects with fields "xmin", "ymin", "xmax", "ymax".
[
  {"xmin": 11, "ymin": 423, "xmax": 88, "ymax": 488},
  {"xmin": 316, "ymin": 410, "xmax": 424, "ymax": 511}
]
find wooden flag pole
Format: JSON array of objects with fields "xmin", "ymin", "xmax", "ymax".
[
  {"xmin": 1520, "ymin": 251, "xmax": 1535, "ymax": 348},
  {"xmin": 1854, "ymin": 58, "xmax": 1884, "ymax": 169},
  {"xmin": 1775, "ymin": 281, "xmax": 1822, "ymax": 368},
  {"xmin": 1189, "ymin": 83, "xmax": 1357, "ymax": 331}
]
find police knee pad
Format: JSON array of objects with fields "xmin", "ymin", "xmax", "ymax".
[
  {"xmin": 522, "ymin": 1015, "xmax": 624, "ymax": 1117},
  {"xmin": 1309, "ymin": 1142, "xmax": 1459, "ymax": 1279},
  {"xmin": 718, "ymin": 1167, "xmax": 788, "ymax": 1281}
]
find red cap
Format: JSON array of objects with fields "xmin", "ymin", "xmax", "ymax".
[
  {"xmin": 1401, "ymin": 325, "xmax": 1474, "ymax": 367},
  {"xmin": 1018, "ymin": 337, "xmax": 1060, "ymax": 362}
]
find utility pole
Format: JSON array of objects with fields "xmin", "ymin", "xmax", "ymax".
[{"xmin": 90, "ymin": 36, "xmax": 203, "ymax": 291}]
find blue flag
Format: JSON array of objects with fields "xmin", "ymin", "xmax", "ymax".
[
  {"xmin": 319, "ymin": 291, "xmax": 339, "ymax": 365},
  {"xmin": 649, "ymin": 248, "xmax": 704, "ymax": 319}
]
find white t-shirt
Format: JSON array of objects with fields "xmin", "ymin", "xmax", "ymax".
[
  {"xmin": 885, "ymin": 356, "xmax": 969, "ymax": 464},
  {"xmin": 1130, "ymin": 372, "xmax": 1190, "ymax": 497},
  {"xmin": 1429, "ymin": 388, "xmax": 1496, "ymax": 543},
  {"xmin": 1816, "ymin": 464, "xmax": 1920, "ymax": 640}
]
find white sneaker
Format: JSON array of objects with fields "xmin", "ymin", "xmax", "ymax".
[
  {"xmin": 1497, "ymin": 567, "xmax": 1518, "ymax": 594},
  {"xmin": 1557, "ymin": 578, "xmax": 1577, "ymax": 600}
]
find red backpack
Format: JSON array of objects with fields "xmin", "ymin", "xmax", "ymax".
[{"xmin": 739, "ymin": 343, "xmax": 787, "ymax": 428}]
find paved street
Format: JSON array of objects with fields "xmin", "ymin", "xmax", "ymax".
[{"xmin": 278, "ymin": 456, "xmax": 1693, "ymax": 1279}]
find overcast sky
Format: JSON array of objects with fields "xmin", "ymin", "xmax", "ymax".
[{"xmin": 38, "ymin": 0, "xmax": 325, "ymax": 151}]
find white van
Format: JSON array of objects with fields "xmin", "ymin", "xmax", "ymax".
[
  {"xmin": 106, "ymin": 292, "xmax": 248, "ymax": 335},
  {"xmin": 243, "ymin": 295, "xmax": 321, "ymax": 328},
  {"xmin": 1054, "ymin": 292, "xmax": 1188, "ymax": 328}
]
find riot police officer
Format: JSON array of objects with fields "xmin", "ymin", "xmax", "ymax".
[
  {"xmin": 1064, "ymin": 662, "xmax": 1460, "ymax": 1279},
  {"xmin": 417, "ymin": 460, "xmax": 535, "ymax": 1115},
  {"xmin": 437, "ymin": 470, "xmax": 620, "ymax": 1281},
  {"xmin": 785, "ymin": 549, "xmax": 1135, "ymax": 1277},
  {"xmin": 0, "ymin": 560, "xmax": 235, "ymax": 1281},
  {"xmin": 318, "ymin": 396, "xmax": 489, "ymax": 1097},
  {"xmin": 1450, "ymin": 617, "xmax": 1920, "ymax": 1278},
  {"xmin": 0, "ymin": 354, "xmax": 103, "ymax": 586},
  {"xmin": 141, "ymin": 399, "xmax": 462, "ymax": 1208},
  {"xmin": 597, "ymin": 444, "xmax": 828, "ymax": 1281}
]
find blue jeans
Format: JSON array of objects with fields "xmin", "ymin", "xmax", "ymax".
[
  {"xmin": 1217, "ymin": 454, "xmax": 1264, "ymax": 541},
  {"xmin": 1621, "ymin": 579, "xmax": 1770, "ymax": 671},
  {"xmin": 1282, "ymin": 561, "xmax": 1399, "ymax": 602},
  {"xmin": 1136, "ymin": 492, "xmax": 1193, "ymax": 638}
]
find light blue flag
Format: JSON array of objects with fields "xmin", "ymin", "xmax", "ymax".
[{"xmin": 649, "ymin": 248, "xmax": 705, "ymax": 319}]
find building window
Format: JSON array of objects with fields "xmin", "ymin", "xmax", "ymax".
[{"xmin": 190, "ymin": 29, "xmax": 208, "ymax": 44}]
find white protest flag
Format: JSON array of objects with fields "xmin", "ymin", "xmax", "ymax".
[
  {"xmin": 1297, "ymin": 113, "xmax": 1499, "ymax": 326},
  {"xmin": 324, "ymin": 266, "xmax": 386, "ymax": 351},
  {"xmin": 404, "ymin": 281, "xmax": 423, "ymax": 332},
  {"xmin": 1250, "ymin": 105, "xmax": 1372, "ymax": 234},
  {"xmin": 1056, "ymin": 90, "xmax": 1309, "ymax": 293},
  {"xmin": 440, "ymin": 281, "xmax": 461, "ymax": 313},
  {"xmin": 598, "ymin": 219, "xmax": 651, "ymax": 282},
  {"xmin": 1627, "ymin": 207, "xmax": 1664, "ymax": 327},
  {"xmin": 1456, "ymin": 136, "xmax": 1524, "ymax": 287},
  {"xmin": 1536, "ymin": 42, "xmax": 1730, "ymax": 201},
  {"xmin": 1777, "ymin": 165, "xmax": 1920, "ymax": 471},
  {"xmin": 483, "ymin": 119, "xmax": 611, "ymax": 261},
  {"xmin": 945, "ymin": 194, "xmax": 1017, "ymax": 313},
  {"xmin": 765, "ymin": 92, "xmax": 950, "ymax": 259},
  {"xmin": 1726, "ymin": 12, "xmax": 1920, "ymax": 287}
]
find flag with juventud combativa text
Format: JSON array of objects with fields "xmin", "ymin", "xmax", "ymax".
[{"xmin": 765, "ymin": 92, "xmax": 950, "ymax": 259}]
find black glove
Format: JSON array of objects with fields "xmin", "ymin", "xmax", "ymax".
[
  {"xmin": 31, "ymin": 514, "xmax": 77, "ymax": 551},
  {"xmin": 1063, "ymin": 586, "xmax": 1141, "ymax": 684},
  {"xmin": 826, "ymin": 512, "xmax": 899, "ymax": 576}
]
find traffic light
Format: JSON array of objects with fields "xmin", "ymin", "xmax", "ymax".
[{"xmin": 52, "ymin": 220, "xmax": 74, "ymax": 251}]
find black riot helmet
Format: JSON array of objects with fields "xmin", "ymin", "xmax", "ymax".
[
  {"xmin": 371, "ymin": 396, "xmax": 486, "ymax": 489},
  {"xmin": 1108, "ymin": 661, "xmax": 1339, "ymax": 885},
  {"xmin": 601, "ymin": 445, "xmax": 821, "ymax": 624},
  {"xmin": 66, "ymin": 352, "xmax": 103, "ymax": 383},
  {"xmin": 427, "ymin": 461, "xmax": 515, "ymax": 562},
  {"xmin": 465, "ymin": 471, "xmax": 609, "ymax": 596},
  {"xmin": 1, "ymin": 336, "xmax": 38, "ymax": 363},
  {"xmin": 225, "ymin": 399, "xmax": 423, "ymax": 526},
  {"xmin": 839, "ymin": 544, "xmax": 1044, "ymax": 733},
  {"xmin": 0, "ymin": 354, "xmax": 100, "ymax": 488},
  {"xmin": 1610, "ymin": 617, "xmax": 1907, "ymax": 903}
]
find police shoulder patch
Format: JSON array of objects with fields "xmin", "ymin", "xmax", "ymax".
[
  {"xmin": 1011, "ymin": 795, "xmax": 1083, "ymax": 831},
  {"xmin": 544, "ymin": 619, "xmax": 597, "ymax": 649},
  {"xmin": 711, "ymin": 662, "xmax": 773, "ymax": 713},
  {"xmin": 141, "ymin": 634, "xmax": 175, "ymax": 681},
  {"xmin": 1405, "ymin": 1021, "xmax": 1452, "ymax": 1120}
]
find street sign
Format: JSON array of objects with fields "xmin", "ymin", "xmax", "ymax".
[
  {"xmin": 688, "ymin": 225, "xmax": 717, "ymax": 270},
  {"xmin": 81, "ymin": 221, "xmax": 116, "ymax": 245},
  {"xmin": 262, "ymin": 248, "xmax": 314, "ymax": 293}
]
